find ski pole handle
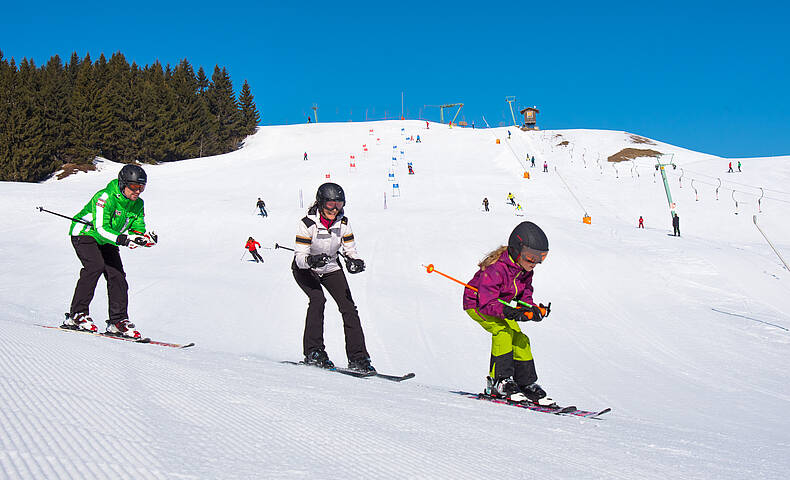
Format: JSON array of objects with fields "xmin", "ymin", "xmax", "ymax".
[{"xmin": 37, "ymin": 206, "xmax": 92, "ymax": 226}]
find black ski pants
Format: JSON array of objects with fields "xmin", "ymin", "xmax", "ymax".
[
  {"xmin": 250, "ymin": 249, "xmax": 264, "ymax": 263},
  {"xmin": 70, "ymin": 235, "xmax": 128, "ymax": 322},
  {"xmin": 292, "ymin": 262, "xmax": 369, "ymax": 362}
]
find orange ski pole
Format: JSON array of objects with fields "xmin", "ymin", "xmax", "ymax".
[{"xmin": 423, "ymin": 264, "xmax": 546, "ymax": 318}]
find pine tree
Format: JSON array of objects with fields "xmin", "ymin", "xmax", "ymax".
[
  {"xmin": 39, "ymin": 55, "xmax": 71, "ymax": 166},
  {"xmin": 66, "ymin": 52, "xmax": 101, "ymax": 164},
  {"xmin": 0, "ymin": 52, "xmax": 16, "ymax": 180},
  {"xmin": 169, "ymin": 59, "xmax": 208, "ymax": 160},
  {"xmin": 196, "ymin": 66, "xmax": 209, "ymax": 94},
  {"xmin": 238, "ymin": 80, "xmax": 260, "ymax": 136},
  {"xmin": 206, "ymin": 65, "xmax": 242, "ymax": 153},
  {"xmin": 97, "ymin": 52, "xmax": 134, "ymax": 162}
]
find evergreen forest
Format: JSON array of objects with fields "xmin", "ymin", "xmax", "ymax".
[{"xmin": 0, "ymin": 50, "xmax": 260, "ymax": 182}]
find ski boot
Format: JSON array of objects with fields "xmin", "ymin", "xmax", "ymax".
[
  {"xmin": 63, "ymin": 312, "xmax": 98, "ymax": 332},
  {"xmin": 347, "ymin": 357, "xmax": 376, "ymax": 374},
  {"xmin": 485, "ymin": 376, "xmax": 528, "ymax": 402},
  {"xmin": 519, "ymin": 382, "xmax": 556, "ymax": 407},
  {"xmin": 105, "ymin": 319, "xmax": 142, "ymax": 339},
  {"xmin": 304, "ymin": 348, "xmax": 335, "ymax": 369}
]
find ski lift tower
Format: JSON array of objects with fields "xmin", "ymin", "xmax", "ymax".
[
  {"xmin": 655, "ymin": 153, "xmax": 678, "ymax": 221},
  {"xmin": 423, "ymin": 103, "xmax": 464, "ymax": 124},
  {"xmin": 312, "ymin": 104, "xmax": 319, "ymax": 123},
  {"xmin": 505, "ymin": 96, "xmax": 518, "ymax": 126}
]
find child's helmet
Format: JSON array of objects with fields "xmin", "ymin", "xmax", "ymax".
[{"xmin": 508, "ymin": 221, "xmax": 549, "ymax": 263}]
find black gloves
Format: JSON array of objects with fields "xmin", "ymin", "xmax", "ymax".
[
  {"xmin": 502, "ymin": 304, "xmax": 532, "ymax": 322},
  {"xmin": 307, "ymin": 253, "xmax": 330, "ymax": 268},
  {"xmin": 345, "ymin": 258, "xmax": 365, "ymax": 274},
  {"xmin": 502, "ymin": 302, "xmax": 551, "ymax": 322}
]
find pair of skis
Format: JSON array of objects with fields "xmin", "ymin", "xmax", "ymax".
[
  {"xmin": 37, "ymin": 324, "xmax": 195, "ymax": 349},
  {"xmin": 452, "ymin": 391, "xmax": 611, "ymax": 419},
  {"xmin": 281, "ymin": 360, "xmax": 415, "ymax": 382}
]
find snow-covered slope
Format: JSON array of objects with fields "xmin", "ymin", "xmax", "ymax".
[{"xmin": 1, "ymin": 121, "xmax": 788, "ymax": 479}]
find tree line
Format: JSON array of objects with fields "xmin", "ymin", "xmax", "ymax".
[{"xmin": 0, "ymin": 50, "xmax": 260, "ymax": 182}]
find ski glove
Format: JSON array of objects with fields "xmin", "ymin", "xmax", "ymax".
[
  {"xmin": 502, "ymin": 304, "xmax": 533, "ymax": 322},
  {"xmin": 503, "ymin": 304, "xmax": 548, "ymax": 322},
  {"xmin": 528, "ymin": 303, "xmax": 551, "ymax": 322},
  {"xmin": 345, "ymin": 258, "xmax": 365, "ymax": 274},
  {"xmin": 120, "ymin": 231, "xmax": 158, "ymax": 249},
  {"xmin": 307, "ymin": 253, "xmax": 330, "ymax": 268}
]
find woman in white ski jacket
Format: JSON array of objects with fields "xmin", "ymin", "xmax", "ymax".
[{"xmin": 292, "ymin": 182, "xmax": 374, "ymax": 373}]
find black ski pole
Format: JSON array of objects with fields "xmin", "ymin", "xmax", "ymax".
[
  {"xmin": 274, "ymin": 242, "xmax": 348, "ymax": 259},
  {"xmin": 274, "ymin": 242, "xmax": 294, "ymax": 252},
  {"xmin": 37, "ymin": 206, "xmax": 92, "ymax": 226}
]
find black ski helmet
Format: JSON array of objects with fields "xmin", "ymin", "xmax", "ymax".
[
  {"xmin": 118, "ymin": 164, "xmax": 147, "ymax": 191},
  {"xmin": 316, "ymin": 182, "xmax": 345, "ymax": 205},
  {"xmin": 508, "ymin": 221, "xmax": 549, "ymax": 262}
]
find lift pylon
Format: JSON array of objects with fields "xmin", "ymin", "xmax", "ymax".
[
  {"xmin": 424, "ymin": 103, "xmax": 464, "ymax": 124},
  {"xmin": 506, "ymin": 96, "xmax": 518, "ymax": 126}
]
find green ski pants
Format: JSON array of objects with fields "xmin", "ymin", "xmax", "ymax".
[{"xmin": 466, "ymin": 309, "xmax": 538, "ymax": 385}]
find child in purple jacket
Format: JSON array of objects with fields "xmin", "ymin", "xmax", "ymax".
[{"xmin": 463, "ymin": 221, "xmax": 552, "ymax": 404}]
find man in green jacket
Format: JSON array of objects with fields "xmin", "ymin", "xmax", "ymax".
[{"xmin": 64, "ymin": 165, "xmax": 157, "ymax": 338}]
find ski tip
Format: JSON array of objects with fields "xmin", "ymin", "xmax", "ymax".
[
  {"xmin": 180, "ymin": 342, "xmax": 196, "ymax": 348},
  {"xmin": 592, "ymin": 407, "xmax": 612, "ymax": 418}
]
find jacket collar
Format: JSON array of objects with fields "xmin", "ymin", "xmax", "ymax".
[{"xmin": 500, "ymin": 250, "xmax": 527, "ymax": 278}]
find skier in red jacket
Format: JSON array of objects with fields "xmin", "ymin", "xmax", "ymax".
[{"xmin": 245, "ymin": 237, "xmax": 264, "ymax": 263}]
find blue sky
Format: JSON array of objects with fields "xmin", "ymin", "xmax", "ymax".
[{"xmin": 2, "ymin": 0, "xmax": 788, "ymax": 157}]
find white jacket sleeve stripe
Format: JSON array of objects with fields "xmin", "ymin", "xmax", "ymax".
[{"xmin": 94, "ymin": 193, "xmax": 118, "ymax": 243}]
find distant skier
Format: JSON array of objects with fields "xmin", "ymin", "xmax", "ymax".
[
  {"xmin": 543, "ymin": 161, "xmax": 548, "ymax": 172},
  {"xmin": 507, "ymin": 192, "xmax": 516, "ymax": 206},
  {"xmin": 307, "ymin": 116, "xmax": 312, "ymax": 124},
  {"xmin": 638, "ymin": 216, "xmax": 645, "ymax": 229},
  {"xmin": 738, "ymin": 160, "xmax": 742, "ymax": 172},
  {"xmin": 416, "ymin": 135, "xmax": 421, "ymax": 143},
  {"xmin": 508, "ymin": 130, "xmax": 512, "ymax": 139},
  {"xmin": 304, "ymin": 152, "xmax": 308, "ymax": 161},
  {"xmin": 482, "ymin": 197, "xmax": 489, "ymax": 212},
  {"xmin": 256, "ymin": 197, "xmax": 267, "ymax": 217},
  {"xmin": 63, "ymin": 165, "xmax": 158, "ymax": 339},
  {"xmin": 462, "ymin": 221, "xmax": 552, "ymax": 404},
  {"xmin": 728, "ymin": 162, "xmax": 733, "ymax": 173},
  {"xmin": 672, "ymin": 213, "xmax": 680, "ymax": 236},
  {"xmin": 245, "ymin": 237, "xmax": 264, "ymax": 263},
  {"xmin": 515, "ymin": 203, "xmax": 524, "ymax": 215},
  {"xmin": 292, "ymin": 183, "xmax": 374, "ymax": 373},
  {"xmin": 408, "ymin": 164, "xmax": 415, "ymax": 175},
  {"xmin": 426, "ymin": 121, "xmax": 430, "ymax": 129},
  {"xmin": 531, "ymin": 156, "xmax": 536, "ymax": 168}
]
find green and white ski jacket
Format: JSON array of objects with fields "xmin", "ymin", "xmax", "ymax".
[{"xmin": 69, "ymin": 179, "xmax": 146, "ymax": 246}]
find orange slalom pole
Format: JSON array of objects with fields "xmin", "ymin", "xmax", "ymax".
[{"xmin": 423, "ymin": 263, "xmax": 544, "ymax": 318}]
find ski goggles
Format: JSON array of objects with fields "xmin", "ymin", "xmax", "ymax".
[
  {"xmin": 518, "ymin": 247, "xmax": 548, "ymax": 264},
  {"xmin": 126, "ymin": 183, "xmax": 145, "ymax": 192},
  {"xmin": 323, "ymin": 200, "xmax": 344, "ymax": 210}
]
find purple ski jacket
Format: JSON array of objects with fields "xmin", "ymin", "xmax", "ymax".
[{"xmin": 462, "ymin": 251, "xmax": 534, "ymax": 318}]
